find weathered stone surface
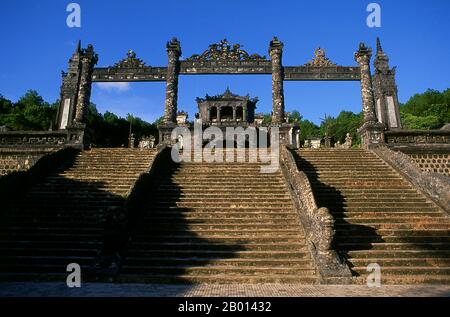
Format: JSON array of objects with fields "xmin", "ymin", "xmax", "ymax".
[
  {"xmin": 297, "ymin": 148, "xmax": 450, "ymax": 284},
  {"xmin": 164, "ymin": 38, "xmax": 182, "ymax": 124},
  {"xmin": 373, "ymin": 145, "xmax": 450, "ymax": 214},
  {"xmin": 373, "ymin": 38, "xmax": 402, "ymax": 129},
  {"xmin": 269, "ymin": 37, "xmax": 285, "ymax": 124},
  {"xmin": 280, "ymin": 145, "xmax": 352, "ymax": 283},
  {"xmin": 408, "ymin": 153, "xmax": 450, "ymax": 177},
  {"xmin": 354, "ymin": 43, "xmax": 377, "ymax": 124}
]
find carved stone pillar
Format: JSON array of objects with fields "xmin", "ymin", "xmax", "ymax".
[
  {"xmin": 75, "ymin": 45, "xmax": 97, "ymax": 124},
  {"xmin": 164, "ymin": 38, "xmax": 181, "ymax": 124},
  {"xmin": 355, "ymin": 43, "xmax": 386, "ymax": 148},
  {"xmin": 269, "ymin": 37, "xmax": 285, "ymax": 124},
  {"xmin": 355, "ymin": 43, "xmax": 377, "ymax": 124},
  {"xmin": 243, "ymin": 106, "xmax": 247, "ymax": 122},
  {"xmin": 373, "ymin": 37, "xmax": 402, "ymax": 130},
  {"xmin": 232, "ymin": 107, "xmax": 236, "ymax": 121}
]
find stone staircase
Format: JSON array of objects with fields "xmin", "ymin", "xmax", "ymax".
[
  {"xmin": 0, "ymin": 148, "xmax": 156, "ymax": 281},
  {"xmin": 119, "ymin": 150, "xmax": 318, "ymax": 283},
  {"xmin": 295, "ymin": 148, "xmax": 450, "ymax": 284}
]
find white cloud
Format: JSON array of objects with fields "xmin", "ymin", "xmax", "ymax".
[{"xmin": 95, "ymin": 82, "xmax": 130, "ymax": 92}]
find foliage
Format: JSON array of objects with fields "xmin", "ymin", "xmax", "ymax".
[
  {"xmin": 0, "ymin": 91, "xmax": 159, "ymax": 147},
  {"xmin": 86, "ymin": 104, "xmax": 158, "ymax": 147},
  {"xmin": 0, "ymin": 90, "xmax": 57, "ymax": 131},
  {"xmin": 400, "ymin": 89, "xmax": 450, "ymax": 129}
]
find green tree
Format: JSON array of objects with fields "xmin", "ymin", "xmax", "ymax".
[
  {"xmin": 1, "ymin": 90, "xmax": 56, "ymax": 131},
  {"xmin": 400, "ymin": 88, "xmax": 450, "ymax": 129}
]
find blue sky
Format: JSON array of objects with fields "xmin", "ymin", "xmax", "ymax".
[{"xmin": 0, "ymin": 0, "xmax": 449, "ymax": 124}]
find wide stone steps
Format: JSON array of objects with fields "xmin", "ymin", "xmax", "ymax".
[
  {"xmin": 120, "ymin": 266, "xmax": 315, "ymax": 276},
  {"xmin": 116, "ymin": 274, "xmax": 317, "ymax": 284},
  {"xmin": 345, "ymin": 258, "xmax": 450, "ymax": 267},
  {"xmin": 143, "ymin": 218, "xmax": 298, "ymax": 225},
  {"xmin": 131, "ymin": 236, "xmax": 307, "ymax": 244},
  {"xmin": 127, "ymin": 242, "xmax": 306, "ymax": 251},
  {"xmin": 296, "ymin": 148, "xmax": 450, "ymax": 284},
  {"xmin": 0, "ymin": 148, "xmax": 157, "ymax": 282},
  {"xmin": 122, "ymin": 159, "xmax": 317, "ymax": 284}
]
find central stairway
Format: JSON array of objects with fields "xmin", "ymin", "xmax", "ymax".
[
  {"xmin": 120, "ymin": 150, "xmax": 318, "ymax": 284},
  {"xmin": 0, "ymin": 148, "xmax": 156, "ymax": 281},
  {"xmin": 295, "ymin": 149, "xmax": 450, "ymax": 284}
]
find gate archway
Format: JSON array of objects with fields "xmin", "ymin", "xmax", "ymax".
[{"xmin": 55, "ymin": 37, "xmax": 401, "ymax": 148}]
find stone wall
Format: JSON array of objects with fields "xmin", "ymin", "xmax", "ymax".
[
  {"xmin": 0, "ymin": 149, "xmax": 55, "ymax": 176},
  {"xmin": 407, "ymin": 153, "xmax": 450, "ymax": 177}
]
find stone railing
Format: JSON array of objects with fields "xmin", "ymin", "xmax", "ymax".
[
  {"xmin": 280, "ymin": 145, "xmax": 352, "ymax": 283},
  {"xmin": 95, "ymin": 145, "xmax": 171, "ymax": 279},
  {"xmin": 0, "ymin": 128, "xmax": 85, "ymax": 149},
  {"xmin": 372, "ymin": 145, "xmax": 450, "ymax": 215},
  {"xmin": 385, "ymin": 130, "xmax": 450, "ymax": 153}
]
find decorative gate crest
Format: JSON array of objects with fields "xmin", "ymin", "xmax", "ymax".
[
  {"xmin": 185, "ymin": 39, "xmax": 266, "ymax": 62},
  {"xmin": 304, "ymin": 47, "xmax": 337, "ymax": 67},
  {"xmin": 114, "ymin": 50, "xmax": 147, "ymax": 68}
]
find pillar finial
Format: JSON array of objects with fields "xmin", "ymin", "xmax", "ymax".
[
  {"xmin": 376, "ymin": 37, "xmax": 383, "ymax": 54},
  {"xmin": 76, "ymin": 40, "xmax": 81, "ymax": 53}
]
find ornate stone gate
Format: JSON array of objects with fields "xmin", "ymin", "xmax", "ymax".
[{"xmin": 55, "ymin": 37, "xmax": 402, "ymax": 148}]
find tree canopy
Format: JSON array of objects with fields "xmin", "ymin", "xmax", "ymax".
[
  {"xmin": 1, "ymin": 88, "xmax": 448, "ymax": 148},
  {"xmin": 0, "ymin": 90, "xmax": 159, "ymax": 147},
  {"xmin": 400, "ymin": 88, "xmax": 450, "ymax": 130}
]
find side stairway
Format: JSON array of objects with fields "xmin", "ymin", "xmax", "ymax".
[
  {"xmin": 295, "ymin": 148, "xmax": 450, "ymax": 284},
  {"xmin": 0, "ymin": 148, "xmax": 156, "ymax": 281},
  {"xmin": 120, "ymin": 151, "xmax": 318, "ymax": 283}
]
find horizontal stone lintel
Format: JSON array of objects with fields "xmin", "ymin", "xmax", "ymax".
[{"xmin": 91, "ymin": 65, "xmax": 362, "ymax": 81}]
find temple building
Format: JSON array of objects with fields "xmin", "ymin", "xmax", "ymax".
[{"xmin": 196, "ymin": 88, "xmax": 257, "ymax": 126}]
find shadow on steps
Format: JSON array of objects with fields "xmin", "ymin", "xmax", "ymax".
[
  {"xmin": 293, "ymin": 152, "xmax": 381, "ymax": 278},
  {"xmin": 119, "ymin": 161, "xmax": 246, "ymax": 284},
  {"xmin": 0, "ymin": 174, "xmax": 126, "ymax": 282}
]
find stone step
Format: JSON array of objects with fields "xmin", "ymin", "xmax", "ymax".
[
  {"xmin": 349, "ymin": 258, "xmax": 450, "ymax": 267},
  {"xmin": 132, "ymin": 228, "xmax": 302, "ymax": 237},
  {"xmin": 350, "ymin": 266, "xmax": 450, "ymax": 275},
  {"xmin": 116, "ymin": 274, "xmax": 317, "ymax": 284},
  {"xmin": 334, "ymin": 217, "xmax": 450, "ymax": 224},
  {"xmin": 127, "ymin": 242, "xmax": 306, "ymax": 251},
  {"xmin": 120, "ymin": 265, "xmax": 315, "ymax": 276},
  {"xmin": 144, "ymin": 217, "xmax": 298, "ymax": 224},
  {"xmin": 0, "ymin": 255, "xmax": 96, "ymax": 265},
  {"xmin": 331, "ymin": 211, "xmax": 443, "ymax": 217},
  {"xmin": 5, "ymin": 226, "xmax": 102, "ymax": 233},
  {"xmin": 124, "ymin": 250, "xmax": 310, "ymax": 260},
  {"xmin": 155, "ymin": 193, "xmax": 291, "ymax": 199},
  {"xmin": 334, "ymin": 236, "xmax": 450, "ymax": 243},
  {"xmin": 328, "ymin": 206, "xmax": 441, "ymax": 212},
  {"xmin": 344, "ymin": 250, "xmax": 450, "ymax": 258},
  {"xmin": 0, "ymin": 247, "xmax": 100, "ymax": 257},
  {"xmin": 335, "ymin": 223, "xmax": 450, "ymax": 230},
  {"xmin": 337, "ymin": 242, "xmax": 450, "ymax": 251},
  {"xmin": 131, "ymin": 236, "xmax": 306, "ymax": 244},
  {"xmin": 145, "ymin": 211, "xmax": 296, "ymax": 217},
  {"xmin": 137, "ymin": 223, "xmax": 301, "ymax": 231},
  {"xmin": 323, "ymin": 202, "xmax": 435, "ymax": 209},
  {"xmin": 0, "ymin": 232, "xmax": 102, "ymax": 239},
  {"xmin": 0, "ymin": 240, "xmax": 101, "ymax": 248},
  {"xmin": 353, "ymin": 275, "xmax": 450, "ymax": 285}
]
